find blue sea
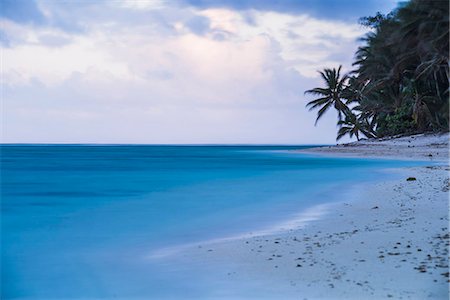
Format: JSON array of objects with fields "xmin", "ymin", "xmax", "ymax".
[{"xmin": 1, "ymin": 145, "xmax": 425, "ymax": 299}]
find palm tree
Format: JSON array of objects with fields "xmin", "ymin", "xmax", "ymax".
[
  {"xmin": 353, "ymin": 0, "xmax": 449, "ymax": 135},
  {"xmin": 395, "ymin": 0, "xmax": 449, "ymax": 130},
  {"xmin": 336, "ymin": 113, "xmax": 376, "ymax": 141},
  {"xmin": 305, "ymin": 66, "xmax": 351, "ymax": 125},
  {"xmin": 305, "ymin": 0, "xmax": 449, "ymax": 139}
]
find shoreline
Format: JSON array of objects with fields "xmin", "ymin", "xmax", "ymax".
[
  {"xmin": 148, "ymin": 166, "xmax": 409, "ymax": 260},
  {"xmin": 295, "ymin": 132, "xmax": 449, "ymax": 163},
  {"xmin": 168, "ymin": 135, "xmax": 449, "ymax": 299}
]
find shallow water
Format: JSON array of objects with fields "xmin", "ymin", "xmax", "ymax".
[{"xmin": 1, "ymin": 145, "xmax": 425, "ymax": 299}]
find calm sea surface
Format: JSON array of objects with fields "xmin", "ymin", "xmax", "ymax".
[{"xmin": 1, "ymin": 145, "xmax": 424, "ymax": 299}]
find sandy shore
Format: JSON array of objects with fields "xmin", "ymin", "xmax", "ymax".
[
  {"xmin": 296, "ymin": 132, "xmax": 449, "ymax": 162},
  {"xmin": 176, "ymin": 134, "xmax": 449, "ymax": 299}
]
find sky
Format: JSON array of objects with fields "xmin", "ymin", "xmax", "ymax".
[{"xmin": 1, "ymin": 0, "xmax": 399, "ymax": 144}]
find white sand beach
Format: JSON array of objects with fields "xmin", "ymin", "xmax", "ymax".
[
  {"xmin": 297, "ymin": 132, "xmax": 449, "ymax": 162},
  {"xmin": 178, "ymin": 133, "xmax": 449, "ymax": 299}
]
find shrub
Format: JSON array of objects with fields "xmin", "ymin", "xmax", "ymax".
[{"xmin": 376, "ymin": 105, "xmax": 416, "ymax": 137}]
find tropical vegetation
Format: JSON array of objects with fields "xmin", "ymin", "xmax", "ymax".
[{"xmin": 305, "ymin": 0, "xmax": 449, "ymax": 140}]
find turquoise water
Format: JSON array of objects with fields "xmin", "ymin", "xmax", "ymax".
[{"xmin": 1, "ymin": 145, "xmax": 425, "ymax": 299}]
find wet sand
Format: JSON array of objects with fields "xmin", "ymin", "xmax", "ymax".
[{"xmin": 178, "ymin": 134, "xmax": 449, "ymax": 299}]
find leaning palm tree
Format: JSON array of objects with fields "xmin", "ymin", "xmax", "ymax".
[
  {"xmin": 336, "ymin": 113, "xmax": 376, "ymax": 141},
  {"xmin": 305, "ymin": 66, "xmax": 351, "ymax": 125}
]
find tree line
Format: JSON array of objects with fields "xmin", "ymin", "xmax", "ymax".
[{"xmin": 306, "ymin": 0, "xmax": 449, "ymax": 140}]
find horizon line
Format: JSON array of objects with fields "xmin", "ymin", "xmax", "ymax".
[{"xmin": 0, "ymin": 143, "xmax": 328, "ymax": 147}]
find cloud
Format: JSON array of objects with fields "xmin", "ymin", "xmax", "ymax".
[
  {"xmin": 180, "ymin": 0, "xmax": 400, "ymax": 21},
  {"xmin": 1, "ymin": 2, "xmax": 374, "ymax": 144},
  {"xmin": 117, "ymin": 0, "xmax": 168, "ymax": 11}
]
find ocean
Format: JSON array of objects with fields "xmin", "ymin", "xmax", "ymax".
[{"xmin": 1, "ymin": 145, "xmax": 424, "ymax": 298}]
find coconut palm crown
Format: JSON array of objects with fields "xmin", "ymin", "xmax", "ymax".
[{"xmin": 305, "ymin": 66, "xmax": 351, "ymax": 125}]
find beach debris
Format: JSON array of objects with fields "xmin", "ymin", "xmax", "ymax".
[
  {"xmin": 415, "ymin": 265, "xmax": 427, "ymax": 273},
  {"xmin": 406, "ymin": 177, "xmax": 417, "ymax": 181}
]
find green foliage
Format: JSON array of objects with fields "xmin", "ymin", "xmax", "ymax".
[
  {"xmin": 305, "ymin": 66, "xmax": 351, "ymax": 125},
  {"xmin": 305, "ymin": 0, "xmax": 449, "ymax": 141},
  {"xmin": 358, "ymin": 12, "xmax": 391, "ymax": 28},
  {"xmin": 376, "ymin": 104, "xmax": 416, "ymax": 137},
  {"xmin": 337, "ymin": 113, "xmax": 377, "ymax": 141}
]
